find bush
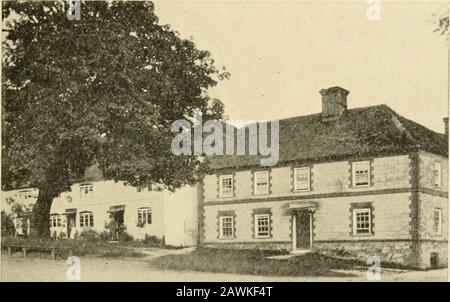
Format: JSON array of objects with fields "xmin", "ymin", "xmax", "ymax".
[
  {"xmin": 1, "ymin": 211, "xmax": 15, "ymax": 237},
  {"xmin": 144, "ymin": 234, "xmax": 165, "ymax": 247},
  {"xmin": 118, "ymin": 230, "xmax": 133, "ymax": 242},
  {"xmin": 99, "ymin": 231, "xmax": 111, "ymax": 242},
  {"xmin": 79, "ymin": 229, "xmax": 100, "ymax": 242},
  {"xmin": 58, "ymin": 232, "xmax": 67, "ymax": 240}
]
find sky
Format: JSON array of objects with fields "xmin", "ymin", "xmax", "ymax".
[{"xmin": 154, "ymin": 0, "xmax": 449, "ymax": 133}]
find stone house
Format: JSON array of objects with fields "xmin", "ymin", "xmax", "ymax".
[{"xmin": 200, "ymin": 86, "xmax": 448, "ymax": 268}]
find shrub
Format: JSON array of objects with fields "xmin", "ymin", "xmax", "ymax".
[
  {"xmin": 118, "ymin": 231, "xmax": 133, "ymax": 242},
  {"xmin": 117, "ymin": 226, "xmax": 133, "ymax": 242},
  {"xmin": 98, "ymin": 230, "xmax": 110, "ymax": 241},
  {"xmin": 144, "ymin": 234, "xmax": 165, "ymax": 247},
  {"xmin": 58, "ymin": 232, "xmax": 67, "ymax": 240},
  {"xmin": 79, "ymin": 229, "xmax": 100, "ymax": 242},
  {"xmin": 1, "ymin": 211, "xmax": 15, "ymax": 237}
]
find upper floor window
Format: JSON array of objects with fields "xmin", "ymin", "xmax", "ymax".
[
  {"xmin": 80, "ymin": 183, "xmax": 93, "ymax": 197},
  {"xmin": 254, "ymin": 171, "xmax": 269, "ymax": 195},
  {"xmin": 352, "ymin": 161, "xmax": 370, "ymax": 187},
  {"xmin": 433, "ymin": 161, "xmax": 442, "ymax": 188},
  {"xmin": 79, "ymin": 211, "xmax": 94, "ymax": 228},
  {"xmin": 219, "ymin": 175, "xmax": 233, "ymax": 198},
  {"xmin": 18, "ymin": 190, "xmax": 33, "ymax": 200},
  {"xmin": 137, "ymin": 207, "xmax": 152, "ymax": 225},
  {"xmin": 294, "ymin": 167, "xmax": 311, "ymax": 191},
  {"xmin": 254, "ymin": 214, "xmax": 270, "ymax": 238},
  {"xmin": 433, "ymin": 208, "xmax": 442, "ymax": 236},
  {"xmin": 352, "ymin": 208, "xmax": 371, "ymax": 235},
  {"xmin": 219, "ymin": 216, "xmax": 234, "ymax": 239},
  {"xmin": 49, "ymin": 215, "xmax": 61, "ymax": 228}
]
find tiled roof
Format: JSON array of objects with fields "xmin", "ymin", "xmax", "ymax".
[{"xmin": 206, "ymin": 104, "xmax": 448, "ymax": 170}]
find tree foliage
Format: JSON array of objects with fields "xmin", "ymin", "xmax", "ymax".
[
  {"xmin": 2, "ymin": 1, "xmax": 228, "ymax": 237},
  {"xmin": 432, "ymin": 11, "xmax": 449, "ymax": 40}
]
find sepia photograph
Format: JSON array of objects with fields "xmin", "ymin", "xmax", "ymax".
[{"xmin": 0, "ymin": 0, "xmax": 449, "ymax": 285}]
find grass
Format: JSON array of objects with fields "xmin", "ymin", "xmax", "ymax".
[
  {"xmin": 150, "ymin": 248, "xmax": 421, "ymax": 277},
  {"xmin": 150, "ymin": 248, "xmax": 357, "ymax": 277},
  {"xmin": 1, "ymin": 236, "xmax": 148, "ymax": 259}
]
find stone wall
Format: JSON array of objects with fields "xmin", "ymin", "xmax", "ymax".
[
  {"xmin": 203, "ymin": 193, "xmax": 412, "ymax": 245},
  {"xmin": 203, "ymin": 154, "xmax": 412, "ymax": 203},
  {"xmin": 313, "ymin": 241, "xmax": 416, "ymax": 267},
  {"xmin": 418, "ymin": 241, "xmax": 448, "ymax": 268}
]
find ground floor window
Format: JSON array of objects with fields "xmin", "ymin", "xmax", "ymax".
[
  {"xmin": 79, "ymin": 211, "xmax": 94, "ymax": 228},
  {"xmin": 137, "ymin": 207, "xmax": 152, "ymax": 225},
  {"xmin": 254, "ymin": 214, "xmax": 270, "ymax": 238},
  {"xmin": 352, "ymin": 208, "xmax": 371, "ymax": 235},
  {"xmin": 50, "ymin": 214, "xmax": 61, "ymax": 227},
  {"xmin": 219, "ymin": 216, "xmax": 234, "ymax": 239}
]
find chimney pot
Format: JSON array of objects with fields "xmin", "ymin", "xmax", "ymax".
[{"xmin": 320, "ymin": 86, "xmax": 349, "ymax": 120}]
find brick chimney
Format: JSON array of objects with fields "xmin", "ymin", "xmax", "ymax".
[
  {"xmin": 320, "ymin": 86, "xmax": 349, "ymax": 120},
  {"xmin": 444, "ymin": 117, "xmax": 448, "ymax": 137}
]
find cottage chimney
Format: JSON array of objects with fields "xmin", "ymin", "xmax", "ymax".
[
  {"xmin": 320, "ymin": 86, "xmax": 349, "ymax": 120},
  {"xmin": 444, "ymin": 117, "xmax": 448, "ymax": 137}
]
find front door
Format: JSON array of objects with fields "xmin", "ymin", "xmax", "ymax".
[
  {"xmin": 67, "ymin": 214, "xmax": 76, "ymax": 239},
  {"xmin": 114, "ymin": 210, "xmax": 124, "ymax": 227},
  {"xmin": 294, "ymin": 210, "xmax": 311, "ymax": 250}
]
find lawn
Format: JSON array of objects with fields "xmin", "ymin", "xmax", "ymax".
[
  {"xmin": 150, "ymin": 248, "xmax": 421, "ymax": 277},
  {"xmin": 150, "ymin": 248, "xmax": 366, "ymax": 277}
]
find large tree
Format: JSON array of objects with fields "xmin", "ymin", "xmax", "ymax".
[{"xmin": 2, "ymin": 1, "xmax": 227, "ymax": 237}]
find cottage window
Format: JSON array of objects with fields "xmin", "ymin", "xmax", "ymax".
[
  {"xmin": 79, "ymin": 212, "xmax": 94, "ymax": 228},
  {"xmin": 254, "ymin": 214, "xmax": 270, "ymax": 238},
  {"xmin": 353, "ymin": 208, "xmax": 371, "ymax": 235},
  {"xmin": 50, "ymin": 215, "xmax": 61, "ymax": 228},
  {"xmin": 433, "ymin": 162, "xmax": 442, "ymax": 188},
  {"xmin": 219, "ymin": 175, "xmax": 233, "ymax": 197},
  {"xmin": 80, "ymin": 183, "xmax": 93, "ymax": 197},
  {"xmin": 19, "ymin": 190, "xmax": 33, "ymax": 200},
  {"xmin": 352, "ymin": 161, "xmax": 370, "ymax": 187},
  {"xmin": 254, "ymin": 171, "xmax": 269, "ymax": 195},
  {"xmin": 433, "ymin": 208, "xmax": 442, "ymax": 236},
  {"xmin": 294, "ymin": 167, "xmax": 310, "ymax": 191},
  {"xmin": 219, "ymin": 216, "xmax": 234, "ymax": 239},
  {"xmin": 137, "ymin": 208, "xmax": 152, "ymax": 225}
]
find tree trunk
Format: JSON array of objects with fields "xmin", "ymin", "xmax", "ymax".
[{"xmin": 30, "ymin": 188, "xmax": 54, "ymax": 238}]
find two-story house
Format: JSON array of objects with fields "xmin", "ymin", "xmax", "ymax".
[
  {"xmin": 200, "ymin": 86, "xmax": 448, "ymax": 268},
  {"xmin": 2, "ymin": 165, "xmax": 199, "ymax": 247}
]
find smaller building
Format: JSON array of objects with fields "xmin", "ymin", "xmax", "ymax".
[{"xmin": 2, "ymin": 166, "xmax": 199, "ymax": 247}]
